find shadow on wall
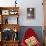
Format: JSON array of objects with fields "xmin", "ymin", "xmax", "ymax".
[{"xmin": 18, "ymin": 26, "xmax": 43, "ymax": 44}]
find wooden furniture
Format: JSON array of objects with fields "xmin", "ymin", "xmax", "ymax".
[
  {"xmin": 0, "ymin": 7, "xmax": 19, "ymax": 24},
  {"xmin": 0, "ymin": 7, "xmax": 20, "ymax": 46},
  {"xmin": 2, "ymin": 41, "xmax": 19, "ymax": 46}
]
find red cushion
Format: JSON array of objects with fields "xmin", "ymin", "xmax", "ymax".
[{"xmin": 21, "ymin": 28, "xmax": 41, "ymax": 46}]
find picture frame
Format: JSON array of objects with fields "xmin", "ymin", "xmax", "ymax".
[
  {"xmin": 9, "ymin": 10, "xmax": 18, "ymax": 15},
  {"xmin": 27, "ymin": 8, "xmax": 34, "ymax": 19},
  {"xmin": 2, "ymin": 10, "xmax": 9, "ymax": 15}
]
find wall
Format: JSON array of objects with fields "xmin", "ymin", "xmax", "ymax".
[
  {"xmin": 0, "ymin": 0, "xmax": 44, "ymax": 26},
  {"xmin": 19, "ymin": 0, "xmax": 44, "ymax": 26}
]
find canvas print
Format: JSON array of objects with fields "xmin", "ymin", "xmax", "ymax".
[
  {"xmin": 2, "ymin": 10, "xmax": 9, "ymax": 15},
  {"xmin": 27, "ymin": 8, "xmax": 34, "ymax": 19}
]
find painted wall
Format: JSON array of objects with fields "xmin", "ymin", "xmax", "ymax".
[{"xmin": 0, "ymin": 0, "xmax": 44, "ymax": 26}]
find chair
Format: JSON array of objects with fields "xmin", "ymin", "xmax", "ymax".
[{"xmin": 21, "ymin": 28, "xmax": 41, "ymax": 46}]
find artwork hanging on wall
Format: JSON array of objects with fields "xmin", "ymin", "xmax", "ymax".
[{"xmin": 27, "ymin": 8, "xmax": 34, "ymax": 19}]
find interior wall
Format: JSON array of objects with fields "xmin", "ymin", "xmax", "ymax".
[
  {"xmin": 0, "ymin": 0, "xmax": 44, "ymax": 26},
  {"xmin": 18, "ymin": 0, "xmax": 43, "ymax": 26}
]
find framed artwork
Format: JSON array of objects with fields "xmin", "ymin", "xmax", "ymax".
[
  {"xmin": 27, "ymin": 8, "xmax": 34, "ymax": 19},
  {"xmin": 2, "ymin": 10, "xmax": 9, "ymax": 15},
  {"xmin": 9, "ymin": 9, "xmax": 18, "ymax": 15}
]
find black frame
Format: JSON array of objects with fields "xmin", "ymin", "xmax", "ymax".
[{"xmin": 27, "ymin": 8, "xmax": 34, "ymax": 19}]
